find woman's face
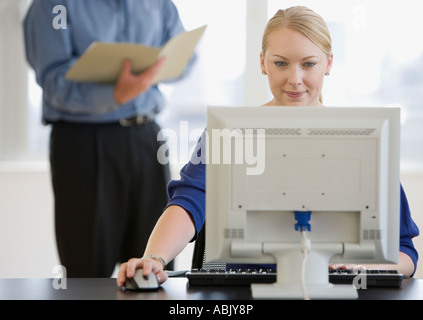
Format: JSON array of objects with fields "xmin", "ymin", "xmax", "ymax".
[{"xmin": 260, "ymin": 27, "xmax": 333, "ymax": 106}]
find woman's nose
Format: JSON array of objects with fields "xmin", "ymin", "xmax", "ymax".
[{"xmin": 288, "ymin": 66, "xmax": 302, "ymax": 87}]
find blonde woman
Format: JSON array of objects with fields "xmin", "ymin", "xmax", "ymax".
[{"xmin": 117, "ymin": 6, "xmax": 419, "ymax": 286}]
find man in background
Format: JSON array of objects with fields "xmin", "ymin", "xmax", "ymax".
[{"xmin": 23, "ymin": 0, "xmax": 195, "ymax": 277}]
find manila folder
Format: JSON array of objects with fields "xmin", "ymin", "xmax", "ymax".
[{"xmin": 65, "ymin": 25, "xmax": 207, "ymax": 84}]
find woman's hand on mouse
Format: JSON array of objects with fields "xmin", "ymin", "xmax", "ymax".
[{"xmin": 116, "ymin": 257, "xmax": 168, "ymax": 287}]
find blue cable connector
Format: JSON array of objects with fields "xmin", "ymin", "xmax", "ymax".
[{"xmin": 294, "ymin": 211, "xmax": 312, "ymax": 232}]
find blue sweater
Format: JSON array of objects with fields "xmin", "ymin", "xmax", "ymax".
[{"xmin": 167, "ymin": 130, "xmax": 420, "ymax": 275}]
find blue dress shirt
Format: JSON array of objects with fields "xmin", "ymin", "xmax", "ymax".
[{"xmin": 24, "ymin": 0, "xmax": 192, "ymax": 124}]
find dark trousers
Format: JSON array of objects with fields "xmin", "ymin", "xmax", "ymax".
[{"xmin": 50, "ymin": 121, "xmax": 170, "ymax": 277}]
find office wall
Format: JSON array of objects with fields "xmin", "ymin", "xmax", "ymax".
[
  {"xmin": 0, "ymin": 0, "xmax": 28, "ymax": 160},
  {"xmin": 0, "ymin": 163, "xmax": 59, "ymax": 278}
]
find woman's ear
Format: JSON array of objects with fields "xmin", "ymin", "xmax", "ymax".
[
  {"xmin": 260, "ymin": 51, "xmax": 266, "ymax": 74},
  {"xmin": 326, "ymin": 53, "xmax": 334, "ymax": 75}
]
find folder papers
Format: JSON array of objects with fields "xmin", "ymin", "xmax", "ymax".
[{"xmin": 65, "ymin": 25, "xmax": 207, "ymax": 84}]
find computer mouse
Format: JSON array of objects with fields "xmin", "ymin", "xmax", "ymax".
[{"xmin": 124, "ymin": 269, "xmax": 160, "ymax": 291}]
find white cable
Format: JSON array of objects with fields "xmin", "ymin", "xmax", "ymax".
[{"xmin": 300, "ymin": 231, "xmax": 311, "ymax": 300}]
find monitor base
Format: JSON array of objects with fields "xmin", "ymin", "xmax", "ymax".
[
  {"xmin": 255, "ymin": 242, "xmax": 358, "ymax": 299},
  {"xmin": 251, "ymin": 282, "xmax": 358, "ymax": 300}
]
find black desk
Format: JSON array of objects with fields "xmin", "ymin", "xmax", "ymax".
[{"xmin": 0, "ymin": 278, "xmax": 422, "ymax": 300}]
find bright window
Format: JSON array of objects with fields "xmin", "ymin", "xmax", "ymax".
[
  {"xmin": 6, "ymin": 0, "xmax": 423, "ymax": 172},
  {"xmin": 268, "ymin": 0, "xmax": 423, "ymax": 170}
]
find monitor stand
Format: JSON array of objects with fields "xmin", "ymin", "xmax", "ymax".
[{"xmin": 251, "ymin": 243, "xmax": 358, "ymax": 299}]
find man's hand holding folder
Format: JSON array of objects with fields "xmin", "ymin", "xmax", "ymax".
[{"xmin": 114, "ymin": 57, "xmax": 166, "ymax": 105}]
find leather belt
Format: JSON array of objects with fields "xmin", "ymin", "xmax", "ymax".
[{"xmin": 119, "ymin": 115, "xmax": 154, "ymax": 127}]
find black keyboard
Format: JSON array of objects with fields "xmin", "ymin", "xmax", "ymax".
[{"xmin": 186, "ymin": 268, "xmax": 404, "ymax": 287}]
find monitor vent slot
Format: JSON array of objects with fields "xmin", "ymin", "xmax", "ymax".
[
  {"xmin": 265, "ymin": 128, "xmax": 302, "ymax": 136},
  {"xmin": 238, "ymin": 128, "xmax": 376, "ymax": 136},
  {"xmin": 224, "ymin": 228, "xmax": 245, "ymax": 239},
  {"xmin": 363, "ymin": 229, "xmax": 382, "ymax": 240},
  {"xmin": 308, "ymin": 128, "xmax": 376, "ymax": 136}
]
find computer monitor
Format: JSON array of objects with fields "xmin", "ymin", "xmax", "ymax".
[{"xmin": 205, "ymin": 106, "xmax": 401, "ymax": 299}]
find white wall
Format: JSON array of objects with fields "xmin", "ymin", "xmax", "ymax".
[
  {"xmin": 0, "ymin": 162, "xmax": 59, "ymax": 278},
  {"xmin": 0, "ymin": 0, "xmax": 29, "ymax": 160}
]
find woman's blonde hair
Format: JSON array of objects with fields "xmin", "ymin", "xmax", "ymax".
[{"xmin": 262, "ymin": 6, "xmax": 332, "ymax": 57}]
